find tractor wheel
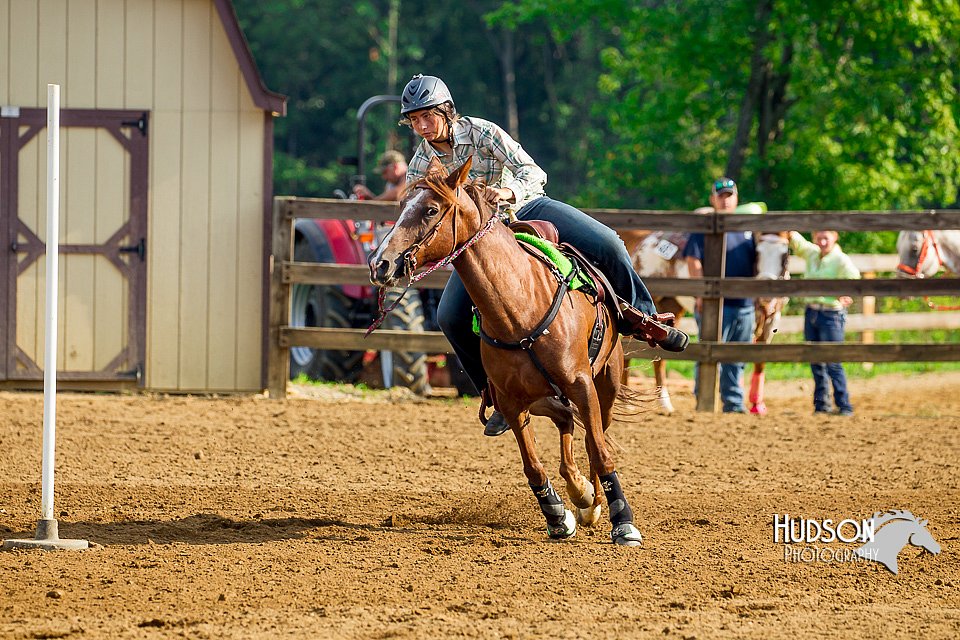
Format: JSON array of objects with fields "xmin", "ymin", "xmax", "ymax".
[
  {"xmin": 289, "ymin": 239, "xmax": 364, "ymax": 383},
  {"xmin": 381, "ymin": 288, "xmax": 431, "ymax": 395}
]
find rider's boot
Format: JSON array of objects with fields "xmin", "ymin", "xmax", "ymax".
[
  {"xmin": 483, "ymin": 411, "xmax": 511, "ymax": 437},
  {"xmin": 619, "ymin": 303, "xmax": 689, "ymax": 352}
]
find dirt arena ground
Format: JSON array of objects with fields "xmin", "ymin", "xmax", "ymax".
[{"xmin": 1, "ymin": 370, "xmax": 958, "ymax": 639}]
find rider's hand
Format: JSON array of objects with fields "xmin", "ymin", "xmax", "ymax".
[
  {"xmin": 490, "ymin": 187, "xmax": 514, "ymax": 203},
  {"xmin": 838, "ymin": 296, "xmax": 853, "ymax": 307}
]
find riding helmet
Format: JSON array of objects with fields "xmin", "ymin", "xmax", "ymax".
[{"xmin": 401, "ymin": 74, "xmax": 454, "ymax": 114}]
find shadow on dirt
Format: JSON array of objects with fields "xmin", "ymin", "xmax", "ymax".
[{"xmin": 37, "ymin": 513, "xmax": 378, "ymax": 546}]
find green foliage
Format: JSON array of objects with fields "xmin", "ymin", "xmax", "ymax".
[
  {"xmin": 237, "ymin": 1, "xmax": 960, "ymax": 213},
  {"xmin": 495, "ymin": 0, "xmax": 960, "ymax": 211}
]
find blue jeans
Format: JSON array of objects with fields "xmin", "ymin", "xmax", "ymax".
[
  {"xmin": 804, "ymin": 307, "xmax": 852, "ymax": 413},
  {"xmin": 437, "ymin": 197, "xmax": 657, "ymax": 393},
  {"xmin": 694, "ymin": 304, "xmax": 755, "ymax": 412}
]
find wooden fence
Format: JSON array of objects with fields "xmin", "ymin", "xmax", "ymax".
[{"xmin": 266, "ymin": 197, "xmax": 960, "ymax": 411}]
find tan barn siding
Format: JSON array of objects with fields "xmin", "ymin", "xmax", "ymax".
[
  {"xmin": 2, "ymin": 0, "xmax": 267, "ymax": 391},
  {"xmin": 0, "ymin": 1, "xmax": 8, "ymax": 102},
  {"xmin": 67, "ymin": 0, "xmax": 98, "ymax": 106},
  {"xmin": 9, "ymin": 0, "xmax": 38, "ymax": 105}
]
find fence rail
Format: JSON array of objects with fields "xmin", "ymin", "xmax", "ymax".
[{"xmin": 266, "ymin": 197, "xmax": 960, "ymax": 410}]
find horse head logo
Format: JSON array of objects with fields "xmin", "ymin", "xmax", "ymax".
[{"xmin": 854, "ymin": 510, "xmax": 941, "ymax": 574}]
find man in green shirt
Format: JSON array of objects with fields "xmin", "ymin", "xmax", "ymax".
[{"xmin": 789, "ymin": 230, "xmax": 860, "ymax": 415}]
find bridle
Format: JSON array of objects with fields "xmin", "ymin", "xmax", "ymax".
[
  {"xmin": 366, "ymin": 183, "xmax": 500, "ymax": 334},
  {"xmin": 898, "ymin": 230, "xmax": 943, "ymax": 278}
]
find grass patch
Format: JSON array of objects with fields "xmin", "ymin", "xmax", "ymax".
[{"xmin": 631, "ymin": 326, "xmax": 960, "ymax": 381}]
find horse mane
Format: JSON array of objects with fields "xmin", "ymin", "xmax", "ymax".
[{"xmin": 410, "ymin": 171, "xmax": 497, "ymax": 220}]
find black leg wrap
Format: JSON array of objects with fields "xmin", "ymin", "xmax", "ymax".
[
  {"xmin": 530, "ymin": 479, "xmax": 566, "ymax": 527},
  {"xmin": 599, "ymin": 472, "xmax": 634, "ymax": 526}
]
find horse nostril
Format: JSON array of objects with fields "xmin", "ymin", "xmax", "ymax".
[{"xmin": 370, "ymin": 259, "xmax": 391, "ymax": 284}]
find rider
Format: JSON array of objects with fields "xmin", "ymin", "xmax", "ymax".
[{"xmin": 399, "ymin": 74, "xmax": 687, "ymax": 436}]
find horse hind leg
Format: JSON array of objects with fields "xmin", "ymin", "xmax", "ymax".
[
  {"xmin": 508, "ymin": 401, "xmax": 577, "ymax": 540},
  {"xmin": 588, "ymin": 366, "xmax": 643, "ymax": 547},
  {"xmin": 529, "ymin": 398, "xmax": 598, "ymax": 526}
]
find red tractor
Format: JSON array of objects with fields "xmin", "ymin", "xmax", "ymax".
[{"xmin": 288, "ymin": 96, "xmax": 474, "ymax": 396}]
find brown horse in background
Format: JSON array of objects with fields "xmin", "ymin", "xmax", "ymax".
[
  {"xmin": 369, "ymin": 157, "xmax": 644, "ymax": 546},
  {"xmin": 749, "ymin": 232, "xmax": 790, "ymax": 414},
  {"xmin": 625, "ymin": 232, "xmax": 693, "ymax": 413}
]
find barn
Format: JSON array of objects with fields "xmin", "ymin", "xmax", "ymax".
[{"xmin": 0, "ymin": 0, "xmax": 285, "ymax": 392}]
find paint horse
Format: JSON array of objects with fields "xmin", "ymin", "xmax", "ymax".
[
  {"xmin": 748, "ymin": 232, "xmax": 791, "ymax": 415},
  {"xmin": 897, "ymin": 230, "xmax": 960, "ymax": 277},
  {"xmin": 370, "ymin": 157, "xmax": 657, "ymax": 546},
  {"xmin": 854, "ymin": 510, "xmax": 941, "ymax": 574},
  {"xmin": 628, "ymin": 232, "xmax": 693, "ymax": 413}
]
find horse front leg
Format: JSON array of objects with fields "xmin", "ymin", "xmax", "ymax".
[
  {"xmin": 574, "ymin": 378, "xmax": 641, "ymax": 547},
  {"xmin": 503, "ymin": 400, "xmax": 577, "ymax": 540},
  {"xmin": 749, "ymin": 361, "xmax": 767, "ymax": 415},
  {"xmin": 529, "ymin": 398, "xmax": 595, "ymax": 520}
]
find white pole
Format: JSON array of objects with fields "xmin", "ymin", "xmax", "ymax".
[
  {"xmin": 3, "ymin": 84, "xmax": 87, "ymax": 549},
  {"xmin": 40, "ymin": 83, "xmax": 60, "ymax": 522}
]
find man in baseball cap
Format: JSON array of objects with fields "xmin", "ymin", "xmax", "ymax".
[{"xmin": 353, "ymin": 150, "xmax": 408, "ymax": 201}]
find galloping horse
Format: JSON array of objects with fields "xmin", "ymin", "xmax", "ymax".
[
  {"xmin": 748, "ymin": 232, "xmax": 790, "ymax": 415},
  {"xmin": 628, "ymin": 232, "xmax": 693, "ymax": 413},
  {"xmin": 897, "ymin": 230, "xmax": 960, "ymax": 277},
  {"xmin": 369, "ymin": 157, "xmax": 644, "ymax": 546}
]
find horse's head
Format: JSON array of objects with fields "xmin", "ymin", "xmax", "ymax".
[
  {"xmin": 856, "ymin": 510, "xmax": 941, "ymax": 573},
  {"xmin": 369, "ymin": 157, "xmax": 481, "ymax": 286},
  {"xmin": 897, "ymin": 230, "xmax": 941, "ymax": 278},
  {"xmin": 755, "ymin": 233, "xmax": 789, "ymax": 280}
]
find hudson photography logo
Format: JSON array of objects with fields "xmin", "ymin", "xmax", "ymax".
[{"xmin": 773, "ymin": 509, "xmax": 941, "ymax": 574}]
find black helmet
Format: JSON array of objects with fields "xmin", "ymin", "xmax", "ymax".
[{"xmin": 401, "ymin": 74, "xmax": 454, "ymax": 114}]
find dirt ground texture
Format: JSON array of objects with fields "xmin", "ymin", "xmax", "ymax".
[{"xmin": 0, "ymin": 370, "xmax": 958, "ymax": 639}]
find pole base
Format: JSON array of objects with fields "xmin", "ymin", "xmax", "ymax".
[{"xmin": 2, "ymin": 519, "xmax": 89, "ymax": 551}]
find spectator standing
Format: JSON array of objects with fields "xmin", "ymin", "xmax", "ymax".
[
  {"xmin": 789, "ymin": 230, "xmax": 860, "ymax": 416},
  {"xmin": 684, "ymin": 177, "xmax": 757, "ymax": 413}
]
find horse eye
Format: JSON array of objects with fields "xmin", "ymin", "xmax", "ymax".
[{"xmin": 425, "ymin": 205, "xmax": 440, "ymax": 218}]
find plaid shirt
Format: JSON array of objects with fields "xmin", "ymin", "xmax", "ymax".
[{"xmin": 406, "ymin": 116, "xmax": 547, "ymax": 211}]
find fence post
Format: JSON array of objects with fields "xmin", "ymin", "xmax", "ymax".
[
  {"xmin": 266, "ymin": 197, "xmax": 292, "ymax": 399},
  {"xmin": 695, "ymin": 214, "xmax": 726, "ymax": 412},
  {"xmin": 861, "ymin": 270, "xmax": 876, "ymax": 371}
]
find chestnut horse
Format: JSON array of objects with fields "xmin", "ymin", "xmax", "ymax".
[
  {"xmin": 749, "ymin": 233, "xmax": 790, "ymax": 414},
  {"xmin": 369, "ymin": 157, "xmax": 643, "ymax": 546}
]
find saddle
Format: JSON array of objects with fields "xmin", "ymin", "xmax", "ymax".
[{"xmin": 508, "ymin": 219, "xmax": 679, "ymax": 346}]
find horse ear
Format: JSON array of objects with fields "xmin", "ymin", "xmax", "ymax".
[
  {"xmin": 445, "ymin": 157, "xmax": 473, "ymax": 189},
  {"xmin": 425, "ymin": 156, "xmax": 448, "ymax": 179}
]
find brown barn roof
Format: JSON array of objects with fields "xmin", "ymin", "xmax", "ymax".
[{"xmin": 214, "ymin": 0, "xmax": 287, "ymax": 116}]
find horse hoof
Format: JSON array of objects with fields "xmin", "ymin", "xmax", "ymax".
[
  {"xmin": 547, "ymin": 509, "xmax": 577, "ymax": 540},
  {"xmin": 611, "ymin": 523, "xmax": 643, "ymax": 547},
  {"xmin": 577, "ymin": 504, "xmax": 602, "ymax": 527},
  {"xmin": 568, "ymin": 473, "xmax": 595, "ymax": 509}
]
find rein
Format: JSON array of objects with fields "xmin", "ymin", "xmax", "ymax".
[{"xmin": 365, "ymin": 197, "xmax": 501, "ymax": 336}]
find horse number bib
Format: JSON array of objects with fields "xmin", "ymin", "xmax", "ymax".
[{"xmin": 655, "ymin": 239, "xmax": 679, "ymax": 260}]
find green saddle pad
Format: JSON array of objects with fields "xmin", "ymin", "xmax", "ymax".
[{"xmin": 472, "ymin": 232, "xmax": 594, "ymax": 336}]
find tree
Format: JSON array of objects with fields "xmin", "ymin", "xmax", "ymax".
[{"xmin": 493, "ymin": 0, "xmax": 960, "ymax": 213}]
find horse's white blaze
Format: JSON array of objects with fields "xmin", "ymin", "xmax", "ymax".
[
  {"xmin": 369, "ymin": 188, "xmax": 429, "ymax": 269},
  {"xmin": 755, "ymin": 236, "xmax": 789, "ymax": 280}
]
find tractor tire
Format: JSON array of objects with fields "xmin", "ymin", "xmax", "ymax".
[
  {"xmin": 289, "ymin": 238, "xmax": 364, "ymax": 383},
  {"xmin": 381, "ymin": 288, "xmax": 431, "ymax": 395}
]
